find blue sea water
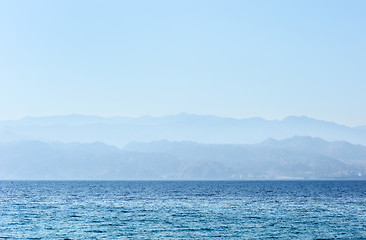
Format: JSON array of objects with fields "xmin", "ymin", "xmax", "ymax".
[{"xmin": 0, "ymin": 181, "xmax": 365, "ymax": 239}]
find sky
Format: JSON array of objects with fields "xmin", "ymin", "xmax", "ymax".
[{"xmin": 0, "ymin": 0, "xmax": 365, "ymax": 126}]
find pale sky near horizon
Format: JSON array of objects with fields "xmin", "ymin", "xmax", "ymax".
[{"xmin": 0, "ymin": 0, "xmax": 365, "ymax": 126}]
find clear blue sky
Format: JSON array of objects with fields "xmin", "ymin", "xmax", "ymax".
[{"xmin": 0, "ymin": 0, "xmax": 365, "ymax": 126}]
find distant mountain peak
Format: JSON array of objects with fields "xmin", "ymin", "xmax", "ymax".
[{"xmin": 282, "ymin": 115, "xmax": 313, "ymax": 122}]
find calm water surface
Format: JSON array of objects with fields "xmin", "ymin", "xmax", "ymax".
[{"xmin": 0, "ymin": 181, "xmax": 365, "ymax": 239}]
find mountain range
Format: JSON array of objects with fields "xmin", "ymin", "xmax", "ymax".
[
  {"xmin": 0, "ymin": 136, "xmax": 365, "ymax": 180},
  {"xmin": 1, "ymin": 114, "xmax": 365, "ymax": 180},
  {"xmin": 1, "ymin": 113, "xmax": 366, "ymax": 147}
]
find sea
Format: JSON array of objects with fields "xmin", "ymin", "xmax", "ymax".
[{"xmin": 0, "ymin": 181, "xmax": 365, "ymax": 239}]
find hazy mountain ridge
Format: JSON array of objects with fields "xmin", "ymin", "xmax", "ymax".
[
  {"xmin": 0, "ymin": 140, "xmax": 181, "ymax": 180},
  {"xmin": 1, "ymin": 137, "xmax": 365, "ymax": 180},
  {"xmin": 122, "ymin": 136, "xmax": 366, "ymax": 180},
  {"xmin": 0, "ymin": 113, "xmax": 365, "ymax": 147},
  {"xmin": 128, "ymin": 136, "xmax": 366, "ymax": 165},
  {"xmin": 1, "ymin": 114, "xmax": 365, "ymax": 180}
]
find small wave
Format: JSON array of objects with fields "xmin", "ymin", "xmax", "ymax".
[{"xmin": 85, "ymin": 230, "xmax": 105, "ymax": 233}]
